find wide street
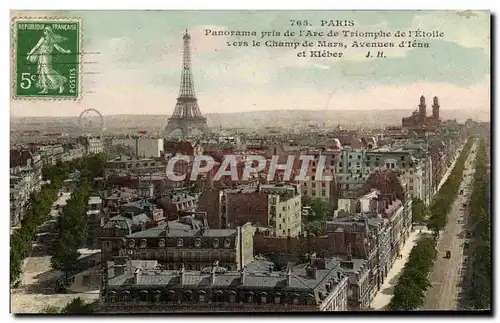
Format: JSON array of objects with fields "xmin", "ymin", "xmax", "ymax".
[
  {"xmin": 369, "ymin": 140, "xmax": 466, "ymax": 311},
  {"xmin": 370, "ymin": 229, "xmax": 430, "ymax": 310},
  {"xmin": 420, "ymin": 140, "xmax": 478, "ymax": 310},
  {"xmin": 10, "ymin": 191, "xmax": 99, "ymax": 313}
]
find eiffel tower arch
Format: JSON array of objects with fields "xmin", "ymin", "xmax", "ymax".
[{"xmin": 164, "ymin": 30, "xmax": 208, "ymax": 138}]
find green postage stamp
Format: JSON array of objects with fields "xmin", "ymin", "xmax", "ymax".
[{"xmin": 12, "ymin": 17, "xmax": 82, "ymax": 100}]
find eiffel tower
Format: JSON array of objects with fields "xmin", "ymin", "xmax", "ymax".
[{"xmin": 163, "ymin": 30, "xmax": 208, "ymax": 137}]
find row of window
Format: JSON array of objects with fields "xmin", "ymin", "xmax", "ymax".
[
  {"xmin": 303, "ymin": 182, "xmax": 328, "ymax": 187},
  {"xmin": 309, "ymin": 153, "xmax": 406, "ymax": 164},
  {"xmin": 106, "ymin": 290, "xmax": 316, "ymax": 306},
  {"xmin": 365, "ymin": 155, "xmax": 408, "ymax": 161},
  {"xmin": 309, "ymin": 190, "xmax": 327, "ymax": 197},
  {"xmin": 276, "ymin": 229, "xmax": 297, "ymax": 237},
  {"xmin": 128, "ymin": 238, "xmax": 232, "ymax": 249},
  {"xmin": 107, "ymin": 162, "xmax": 163, "ymax": 169},
  {"xmin": 162, "ymin": 263, "xmax": 237, "ymax": 271},
  {"xmin": 336, "ymin": 161, "xmax": 415, "ymax": 169},
  {"xmin": 132, "ymin": 250, "xmax": 236, "ymax": 262},
  {"xmin": 277, "ymin": 223, "xmax": 300, "ymax": 231}
]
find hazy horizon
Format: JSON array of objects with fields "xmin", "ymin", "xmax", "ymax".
[
  {"xmin": 10, "ymin": 10, "xmax": 490, "ymax": 117},
  {"xmin": 10, "ymin": 107, "xmax": 491, "ymax": 119}
]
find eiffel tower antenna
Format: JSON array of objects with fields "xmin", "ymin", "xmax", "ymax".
[{"xmin": 164, "ymin": 30, "xmax": 208, "ymax": 138}]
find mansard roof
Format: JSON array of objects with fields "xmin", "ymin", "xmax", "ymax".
[
  {"xmin": 106, "ymin": 257, "xmax": 348, "ymax": 298},
  {"xmin": 125, "ymin": 222, "xmax": 236, "ymax": 239}
]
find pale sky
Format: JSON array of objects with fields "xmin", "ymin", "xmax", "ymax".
[{"xmin": 10, "ymin": 10, "xmax": 490, "ymax": 117}]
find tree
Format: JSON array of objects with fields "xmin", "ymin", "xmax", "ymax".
[
  {"xmin": 309, "ymin": 198, "xmax": 333, "ymax": 221},
  {"xmin": 186, "ymin": 179, "xmax": 204, "ymax": 195},
  {"xmin": 10, "ymin": 156, "xmax": 101, "ymax": 285},
  {"xmin": 427, "ymin": 137, "xmax": 474, "ymax": 233},
  {"xmin": 307, "ymin": 221, "xmax": 324, "ymax": 236},
  {"xmin": 51, "ymin": 241, "xmax": 80, "ymax": 283},
  {"xmin": 61, "ymin": 297, "xmax": 93, "ymax": 314},
  {"xmin": 387, "ymin": 236, "xmax": 437, "ymax": 311},
  {"xmin": 51, "ymin": 163, "xmax": 97, "ymax": 282},
  {"xmin": 401, "ymin": 268, "xmax": 431, "ymax": 291},
  {"xmin": 411, "ymin": 198, "xmax": 426, "ymax": 223},
  {"xmin": 268, "ymin": 253, "xmax": 288, "ymax": 271},
  {"xmin": 390, "ymin": 137, "xmax": 491, "ymax": 312},
  {"xmin": 389, "ymin": 280, "xmax": 425, "ymax": 310},
  {"xmin": 467, "ymin": 137, "xmax": 491, "ymax": 310}
]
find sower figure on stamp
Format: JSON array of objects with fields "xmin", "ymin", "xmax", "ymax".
[{"xmin": 26, "ymin": 26, "xmax": 71, "ymax": 94}]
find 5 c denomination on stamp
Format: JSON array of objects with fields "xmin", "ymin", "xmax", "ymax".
[{"xmin": 12, "ymin": 17, "xmax": 82, "ymax": 100}]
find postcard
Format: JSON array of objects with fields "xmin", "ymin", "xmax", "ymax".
[{"xmin": 10, "ymin": 10, "xmax": 491, "ymax": 314}]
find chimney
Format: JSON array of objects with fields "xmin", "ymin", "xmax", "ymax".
[
  {"xmin": 210, "ymin": 266, "xmax": 216, "ymax": 286},
  {"xmin": 369, "ymin": 199, "xmax": 377, "ymax": 213},
  {"xmin": 114, "ymin": 255, "xmax": 128, "ymax": 266},
  {"xmin": 134, "ymin": 268, "xmax": 141, "ymax": 284},
  {"xmin": 314, "ymin": 258, "xmax": 326, "ymax": 270},
  {"xmin": 341, "ymin": 261, "xmax": 354, "ymax": 269},
  {"xmin": 240, "ymin": 266, "xmax": 246, "ymax": 285},
  {"xmin": 112, "ymin": 256, "xmax": 127, "ymax": 276},
  {"xmin": 113, "ymin": 264, "xmax": 126, "ymax": 276},
  {"xmin": 307, "ymin": 266, "xmax": 318, "ymax": 279},
  {"xmin": 308, "ymin": 252, "xmax": 317, "ymax": 263},
  {"xmin": 286, "ymin": 268, "xmax": 292, "ymax": 287},
  {"xmin": 346, "ymin": 244, "xmax": 352, "ymax": 261},
  {"xmin": 179, "ymin": 264, "xmax": 185, "ymax": 285},
  {"xmin": 337, "ymin": 271, "xmax": 342, "ymax": 280},
  {"xmin": 377, "ymin": 200, "xmax": 384, "ymax": 214},
  {"xmin": 268, "ymin": 265, "xmax": 274, "ymax": 273}
]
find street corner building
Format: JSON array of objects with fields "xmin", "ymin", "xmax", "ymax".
[{"xmin": 99, "ymin": 255, "xmax": 350, "ymax": 312}]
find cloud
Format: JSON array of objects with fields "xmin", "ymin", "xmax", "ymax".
[
  {"xmin": 190, "ymin": 25, "xmax": 230, "ymax": 55},
  {"xmin": 107, "ymin": 36, "xmax": 136, "ymax": 63},
  {"xmin": 411, "ymin": 11, "xmax": 490, "ymax": 54},
  {"xmin": 197, "ymin": 77, "xmax": 490, "ymax": 115},
  {"xmin": 10, "ymin": 10, "xmax": 491, "ymax": 118},
  {"xmin": 200, "ymin": 47, "xmax": 273, "ymax": 88},
  {"xmin": 91, "ymin": 14, "xmax": 491, "ymax": 90},
  {"xmin": 272, "ymin": 38, "xmax": 490, "ymax": 92},
  {"xmin": 10, "ymin": 74, "xmax": 489, "ymax": 118}
]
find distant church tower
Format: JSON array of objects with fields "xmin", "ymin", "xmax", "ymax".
[
  {"xmin": 418, "ymin": 95, "xmax": 427, "ymax": 123},
  {"xmin": 432, "ymin": 96, "xmax": 440, "ymax": 121}
]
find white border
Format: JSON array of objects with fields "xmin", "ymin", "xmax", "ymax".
[
  {"xmin": 2, "ymin": 2, "xmax": 497, "ymax": 323},
  {"xmin": 11, "ymin": 16, "xmax": 83, "ymax": 101}
]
